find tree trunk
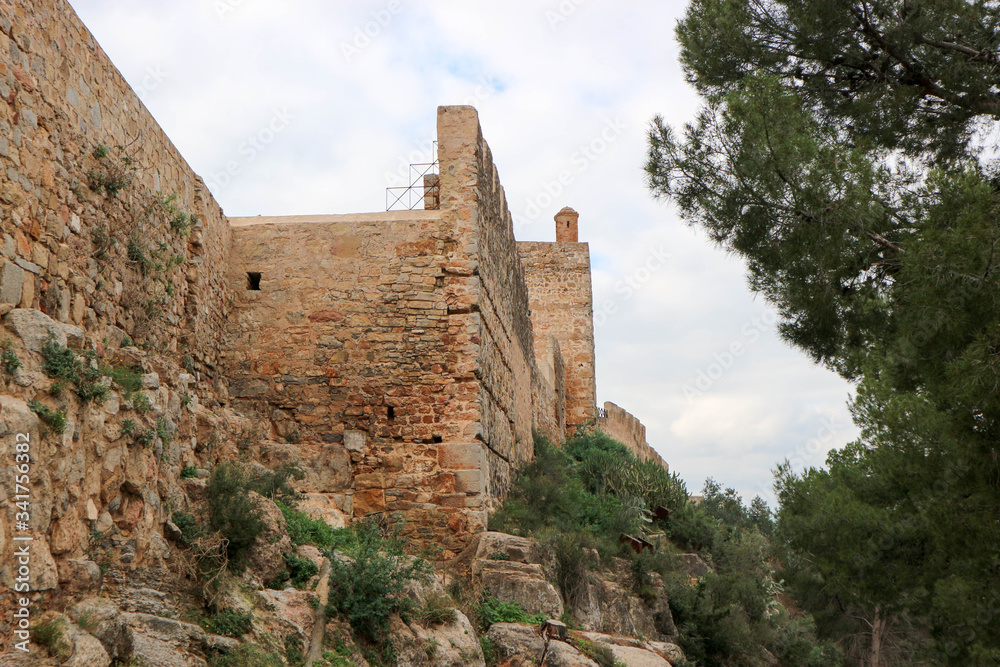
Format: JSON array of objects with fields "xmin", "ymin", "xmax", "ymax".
[{"xmin": 869, "ymin": 606, "xmax": 886, "ymax": 667}]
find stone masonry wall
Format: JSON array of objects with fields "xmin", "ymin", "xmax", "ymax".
[
  {"xmin": 223, "ymin": 211, "xmax": 490, "ymax": 555},
  {"xmin": 518, "ymin": 240, "xmax": 597, "ymax": 429},
  {"xmin": 597, "ymin": 401, "xmax": 668, "ymax": 470},
  {"xmin": 531, "ymin": 335, "xmax": 566, "ymax": 443},
  {"xmin": 437, "ymin": 106, "xmax": 543, "ymax": 498},
  {"xmin": 0, "ymin": 0, "xmax": 233, "ymax": 368}
]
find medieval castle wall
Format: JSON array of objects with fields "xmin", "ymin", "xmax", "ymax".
[
  {"xmin": 0, "ymin": 0, "xmax": 234, "ymax": 368},
  {"xmin": 0, "ymin": 0, "xmax": 666, "ymax": 560}
]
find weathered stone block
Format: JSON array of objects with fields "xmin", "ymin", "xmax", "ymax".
[
  {"xmin": 344, "ymin": 429, "xmax": 367, "ymax": 453},
  {"xmin": 438, "ymin": 442, "xmax": 484, "ymax": 470},
  {"xmin": 0, "ymin": 258, "xmax": 24, "ymax": 304},
  {"xmin": 454, "ymin": 469, "xmax": 484, "ymax": 494}
]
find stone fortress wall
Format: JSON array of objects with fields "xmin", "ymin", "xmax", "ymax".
[
  {"xmin": 598, "ymin": 401, "xmax": 669, "ymax": 470},
  {"xmin": 0, "ymin": 0, "xmax": 666, "ymax": 558},
  {"xmin": 0, "ymin": 0, "xmax": 234, "ymax": 368}
]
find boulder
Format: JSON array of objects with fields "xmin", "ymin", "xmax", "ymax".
[
  {"xmin": 392, "ymin": 609, "xmax": 485, "ymax": 667},
  {"xmin": 543, "ymin": 640, "xmax": 600, "ymax": 667},
  {"xmin": 298, "ymin": 493, "xmax": 350, "ymax": 529},
  {"xmin": 63, "ymin": 620, "xmax": 111, "ymax": 667},
  {"xmin": 647, "ymin": 641, "xmax": 686, "ymax": 665},
  {"xmin": 474, "ymin": 532, "xmax": 544, "ymax": 564},
  {"xmin": 485, "ymin": 622, "xmax": 545, "ymax": 662},
  {"xmin": 674, "ymin": 553, "xmax": 711, "ymax": 578},
  {"xmin": 473, "ymin": 559, "xmax": 563, "ymax": 620},
  {"xmin": 3, "ymin": 308, "xmax": 84, "ymax": 352},
  {"xmin": 608, "ymin": 644, "xmax": 672, "ymax": 667},
  {"xmin": 69, "ymin": 598, "xmax": 237, "ymax": 664},
  {"xmin": 257, "ymin": 588, "xmax": 316, "ymax": 637},
  {"xmin": 57, "ymin": 558, "xmax": 103, "ymax": 595},
  {"xmin": 246, "ymin": 491, "xmax": 292, "ymax": 584}
]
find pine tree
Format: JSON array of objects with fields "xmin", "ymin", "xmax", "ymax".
[{"xmin": 648, "ymin": 2, "xmax": 1000, "ymax": 663}]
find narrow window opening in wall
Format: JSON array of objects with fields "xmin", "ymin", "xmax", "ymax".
[
  {"xmin": 247, "ymin": 272, "xmax": 262, "ymax": 290},
  {"xmin": 432, "ymin": 434, "xmax": 443, "ymax": 443},
  {"xmin": 387, "ymin": 406, "xmax": 395, "ymax": 421}
]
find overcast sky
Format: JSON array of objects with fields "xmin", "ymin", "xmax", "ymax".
[{"xmin": 70, "ymin": 0, "xmax": 859, "ymax": 505}]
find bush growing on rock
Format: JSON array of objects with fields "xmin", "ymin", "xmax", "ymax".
[
  {"xmin": 475, "ymin": 596, "xmax": 546, "ymax": 630},
  {"xmin": 205, "ymin": 608, "xmax": 253, "ymax": 637},
  {"xmin": 491, "ymin": 432, "xmax": 840, "ymax": 666},
  {"xmin": 326, "ymin": 518, "xmax": 431, "ymax": 643},
  {"xmin": 207, "ymin": 644, "xmax": 283, "ymax": 667},
  {"xmin": 207, "ymin": 463, "xmax": 267, "ymax": 571},
  {"xmin": 279, "ymin": 501, "xmax": 355, "ymax": 551}
]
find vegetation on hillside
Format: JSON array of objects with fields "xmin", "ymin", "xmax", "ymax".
[
  {"xmin": 492, "ymin": 432, "xmax": 840, "ymax": 666},
  {"xmin": 648, "ymin": 1, "xmax": 1000, "ymax": 663}
]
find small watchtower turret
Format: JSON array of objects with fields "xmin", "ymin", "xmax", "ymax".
[{"xmin": 555, "ymin": 206, "xmax": 579, "ymax": 243}]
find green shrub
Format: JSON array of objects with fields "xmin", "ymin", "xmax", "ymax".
[
  {"xmin": 2, "ymin": 339, "xmax": 21, "ymax": 374},
  {"xmin": 284, "ymin": 633, "xmax": 305, "ymax": 667},
  {"xmin": 41, "ymin": 334, "xmax": 81, "ymax": 383},
  {"xmin": 156, "ymin": 417, "xmax": 171, "ymax": 445},
  {"xmin": 28, "ymin": 400, "xmax": 67, "ymax": 434},
  {"xmin": 206, "ymin": 644, "xmax": 283, "ymax": 667},
  {"xmin": 120, "ymin": 419, "xmax": 136, "ymax": 436},
  {"xmin": 180, "ymin": 465, "xmax": 199, "ymax": 479},
  {"xmin": 480, "ymin": 635, "xmax": 499, "ymax": 667},
  {"xmin": 134, "ymin": 428, "xmax": 155, "ymax": 447},
  {"xmin": 74, "ymin": 363, "xmax": 109, "ymax": 403},
  {"xmin": 170, "ymin": 211, "xmax": 194, "ymax": 234},
  {"xmin": 268, "ymin": 551, "xmax": 319, "ymax": 590},
  {"xmin": 250, "ymin": 463, "xmax": 303, "ymax": 504},
  {"xmin": 417, "ymin": 593, "xmax": 457, "ymax": 625},
  {"xmin": 207, "ymin": 463, "xmax": 266, "ymax": 570},
  {"xmin": 286, "ymin": 551, "xmax": 319, "ymax": 588},
  {"xmin": 109, "ymin": 365, "xmax": 143, "ymax": 397},
  {"xmin": 476, "ymin": 596, "xmax": 546, "ymax": 630},
  {"xmin": 31, "ymin": 617, "xmax": 70, "ymax": 657},
  {"xmin": 489, "ymin": 551, "xmax": 509, "ymax": 560},
  {"xmin": 326, "ymin": 518, "xmax": 431, "ymax": 642},
  {"xmin": 278, "ymin": 501, "xmax": 355, "ymax": 552},
  {"xmin": 171, "ymin": 511, "xmax": 202, "ymax": 546},
  {"xmin": 570, "ymin": 638, "xmax": 625, "ymax": 667},
  {"xmin": 206, "ymin": 608, "xmax": 253, "ymax": 637},
  {"xmin": 132, "ymin": 392, "xmax": 152, "ymax": 413}
]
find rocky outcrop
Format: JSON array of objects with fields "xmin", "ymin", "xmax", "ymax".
[
  {"xmin": 65, "ymin": 598, "xmax": 237, "ymax": 666},
  {"xmin": 465, "ymin": 532, "xmax": 564, "ymax": 619},
  {"xmin": 485, "ymin": 622, "xmax": 680, "ymax": 667},
  {"xmin": 571, "ymin": 559, "xmax": 677, "ymax": 640},
  {"xmin": 463, "ymin": 532, "xmax": 680, "ymax": 645}
]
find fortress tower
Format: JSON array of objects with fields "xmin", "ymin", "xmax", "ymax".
[
  {"xmin": 554, "ymin": 206, "xmax": 580, "ymax": 243},
  {"xmin": 518, "ymin": 210, "xmax": 598, "ymax": 431}
]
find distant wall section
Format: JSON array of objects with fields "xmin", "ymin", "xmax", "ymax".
[{"xmin": 597, "ymin": 401, "xmax": 668, "ymax": 470}]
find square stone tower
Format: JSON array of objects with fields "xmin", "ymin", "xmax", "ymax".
[{"xmin": 518, "ymin": 209, "xmax": 598, "ymax": 430}]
